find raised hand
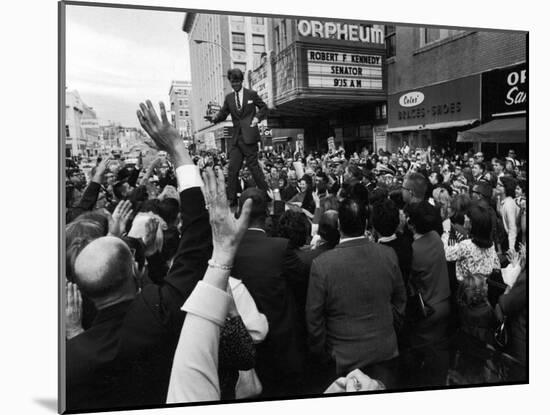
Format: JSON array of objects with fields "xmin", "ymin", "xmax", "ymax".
[
  {"xmin": 109, "ymin": 200, "xmax": 133, "ymax": 237},
  {"xmin": 92, "ymin": 157, "xmax": 111, "ymax": 184},
  {"xmin": 137, "ymin": 100, "xmax": 191, "ymax": 167},
  {"xmin": 312, "ymin": 190, "xmax": 320, "ymax": 208},
  {"xmin": 66, "ymin": 282, "xmax": 84, "ymax": 339},
  {"xmin": 128, "ymin": 213, "xmax": 161, "ymax": 256},
  {"xmin": 201, "ymin": 166, "xmax": 252, "ymax": 265}
]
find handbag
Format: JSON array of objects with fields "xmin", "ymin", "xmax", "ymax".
[
  {"xmin": 235, "ymin": 369, "xmax": 262, "ymax": 399},
  {"xmin": 406, "ymin": 281, "xmax": 435, "ymax": 321},
  {"xmin": 494, "ymin": 316, "xmax": 509, "ymax": 349}
]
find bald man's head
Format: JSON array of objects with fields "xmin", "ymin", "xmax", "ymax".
[{"xmin": 74, "ymin": 236, "xmax": 135, "ymax": 306}]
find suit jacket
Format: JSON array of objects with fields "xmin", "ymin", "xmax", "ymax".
[
  {"xmin": 306, "ymin": 238, "xmax": 407, "ymax": 376},
  {"xmin": 231, "ymin": 229, "xmax": 306, "ymax": 385},
  {"xmin": 66, "ymin": 187, "xmax": 211, "ymax": 412},
  {"xmin": 212, "ymin": 87, "xmax": 267, "ymax": 145}
]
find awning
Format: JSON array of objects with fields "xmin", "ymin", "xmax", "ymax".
[
  {"xmin": 457, "ymin": 117, "xmax": 526, "ymax": 143},
  {"xmin": 386, "ymin": 119, "xmax": 478, "ymax": 133},
  {"xmin": 271, "ymin": 136, "xmax": 291, "ymax": 143}
]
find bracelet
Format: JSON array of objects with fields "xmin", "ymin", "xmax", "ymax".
[{"xmin": 207, "ymin": 258, "xmax": 233, "ymax": 271}]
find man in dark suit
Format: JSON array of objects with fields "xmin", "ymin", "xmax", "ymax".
[
  {"xmin": 306, "ymin": 198, "xmax": 407, "ymax": 377},
  {"xmin": 231, "ymin": 188, "xmax": 307, "ymax": 397},
  {"xmin": 66, "ymin": 100, "xmax": 211, "ymax": 411},
  {"xmin": 211, "ymin": 68, "xmax": 268, "ymax": 206}
]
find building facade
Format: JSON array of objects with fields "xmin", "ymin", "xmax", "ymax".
[
  {"xmin": 168, "ymin": 80, "xmax": 193, "ymax": 143},
  {"xmin": 65, "ymin": 90, "xmax": 100, "ymax": 157},
  {"xmin": 183, "ymin": 13, "xmax": 268, "ymax": 151},
  {"xmin": 385, "ymin": 27, "xmax": 527, "ymax": 155},
  {"xmin": 250, "ymin": 18, "xmax": 388, "ymax": 153}
]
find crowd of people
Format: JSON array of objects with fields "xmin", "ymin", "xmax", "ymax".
[{"xmin": 64, "ymin": 100, "xmax": 527, "ymax": 412}]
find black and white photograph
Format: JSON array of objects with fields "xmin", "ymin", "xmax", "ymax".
[{"xmin": 56, "ymin": 0, "xmax": 532, "ymax": 413}]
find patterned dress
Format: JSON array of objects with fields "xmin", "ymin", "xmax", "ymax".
[{"xmin": 442, "ymin": 238, "xmax": 500, "ymax": 281}]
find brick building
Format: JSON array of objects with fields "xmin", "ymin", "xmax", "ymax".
[{"xmin": 385, "ymin": 27, "xmax": 527, "ymax": 155}]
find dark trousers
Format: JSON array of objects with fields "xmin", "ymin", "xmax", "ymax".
[{"xmin": 227, "ymin": 136, "xmax": 268, "ymax": 202}]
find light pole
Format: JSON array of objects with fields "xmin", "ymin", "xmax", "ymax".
[{"xmin": 193, "ymin": 39, "xmax": 233, "ymax": 67}]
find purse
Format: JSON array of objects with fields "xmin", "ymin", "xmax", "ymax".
[
  {"xmin": 494, "ymin": 316, "xmax": 509, "ymax": 349},
  {"xmin": 406, "ymin": 280, "xmax": 435, "ymax": 321}
]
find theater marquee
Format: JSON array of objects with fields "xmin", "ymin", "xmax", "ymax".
[{"xmin": 306, "ymin": 49, "xmax": 383, "ymax": 90}]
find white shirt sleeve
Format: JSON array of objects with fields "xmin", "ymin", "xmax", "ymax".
[
  {"xmin": 166, "ymin": 281, "xmax": 230, "ymax": 403},
  {"xmin": 175, "ymin": 164, "xmax": 204, "ymax": 193},
  {"xmin": 229, "ymin": 277, "xmax": 269, "ymax": 343}
]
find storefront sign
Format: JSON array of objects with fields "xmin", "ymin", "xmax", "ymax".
[
  {"xmin": 388, "ymin": 75, "xmax": 481, "ymax": 129},
  {"xmin": 80, "ymin": 118, "xmax": 99, "ymax": 129},
  {"xmin": 482, "ymin": 63, "xmax": 527, "ymax": 118},
  {"xmin": 297, "ymin": 20, "xmax": 384, "ymax": 45},
  {"xmin": 307, "ymin": 49, "xmax": 383, "ymax": 90}
]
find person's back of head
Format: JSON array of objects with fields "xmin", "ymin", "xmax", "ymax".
[
  {"xmin": 277, "ymin": 210, "xmax": 310, "ymax": 249},
  {"xmin": 371, "ymin": 199, "xmax": 399, "ymax": 237},
  {"xmin": 158, "ymin": 198, "xmax": 180, "ymax": 227},
  {"xmin": 368, "ymin": 187, "xmax": 388, "ymax": 206},
  {"xmin": 73, "ymin": 236, "xmax": 136, "ymax": 309},
  {"xmin": 318, "ymin": 209, "xmax": 339, "ymax": 248},
  {"xmin": 404, "ymin": 201, "xmax": 440, "ymax": 235},
  {"xmin": 467, "ymin": 201, "xmax": 493, "ymax": 248},
  {"xmin": 239, "ymin": 188, "xmax": 268, "ymax": 226},
  {"xmin": 338, "ymin": 198, "xmax": 368, "ymax": 238},
  {"xmin": 139, "ymin": 198, "xmax": 161, "ymax": 215},
  {"xmin": 404, "ymin": 172, "xmax": 428, "ymax": 202}
]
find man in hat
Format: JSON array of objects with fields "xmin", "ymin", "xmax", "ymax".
[{"xmin": 211, "ymin": 68, "xmax": 268, "ymax": 207}]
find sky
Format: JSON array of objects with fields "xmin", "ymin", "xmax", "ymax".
[{"xmin": 66, "ymin": 4, "xmax": 191, "ymax": 128}]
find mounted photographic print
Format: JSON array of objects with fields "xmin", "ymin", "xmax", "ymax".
[{"xmin": 60, "ymin": 0, "xmax": 528, "ymax": 413}]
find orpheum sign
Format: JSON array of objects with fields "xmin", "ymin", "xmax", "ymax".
[
  {"xmin": 482, "ymin": 63, "xmax": 527, "ymax": 119},
  {"xmin": 297, "ymin": 20, "xmax": 385, "ymax": 45}
]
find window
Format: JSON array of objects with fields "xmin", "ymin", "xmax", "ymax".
[
  {"xmin": 232, "ymin": 32, "xmax": 245, "ymax": 51},
  {"xmin": 178, "ymin": 99, "xmax": 183, "ymax": 106},
  {"xmin": 185, "ymin": 110, "xmax": 190, "ymax": 117},
  {"xmin": 274, "ymin": 26, "xmax": 281, "ymax": 54},
  {"xmin": 419, "ymin": 28, "xmax": 464, "ymax": 47},
  {"xmin": 179, "ymin": 110, "xmax": 184, "ymax": 117},
  {"xmin": 171, "ymin": 102, "xmax": 175, "ymax": 110},
  {"xmin": 184, "ymin": 99, "xmax": 189, "ymax": 107},
  {"xmin": 281, "ymin": 20, "xmax": 287, "ymax": 49},
  {"xmin": 65, "ymin": 125, "xmax": 70, "ymax": 137},
  {"xmin": 183, "ymin": 90, "xmax": 188, "ymax": 95},
  {"xmin": 252, "ymin": 17, "xmax": 264, "ymax": 25},
  {"xmin": 385, "ymin": 25, "xmax": 396, "ymax": 58},
  {"xmin": 234, "ymin": 62, "xmax": 246, "ymax": 74}
]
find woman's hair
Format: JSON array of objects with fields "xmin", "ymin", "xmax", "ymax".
[
  {"xmin": 66, "ymin": 219, "xmax": 107, "ymax": 282},
  {"xmin": 501, "ymin": 176, "xmax": 517, "ymax": 198},
  {"xmin": 277, "ymin": 210, "xmax": 311, "ymax": 249},
  {"xmin": 457, "ymin": 273, "xmax": 488, "ymax": 307},
  {"xmin": 467, "ymin": 202, "xmax": 493, "ymax": 248},
  {"xmin": 450, "ymin": 193, "xmax": 471, "ymax": 226},
  {"xmin": 516, "ymin": 178, "xmax": 527, "ymax": 196}
]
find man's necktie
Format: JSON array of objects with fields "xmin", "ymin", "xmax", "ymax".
[{"xmin": 235, "ymin": 90, "xmax": 241, "ymax": 111}]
